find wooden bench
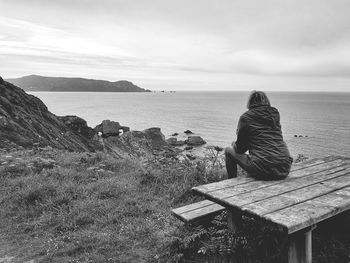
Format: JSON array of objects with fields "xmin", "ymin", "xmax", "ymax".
[
  {"xmin": 190, "ymin": 155, "xmax": 350, "ymax": 263},
  {"xmin": 171, "ymin": 200, "xmax": 225, "ymax": 224}
]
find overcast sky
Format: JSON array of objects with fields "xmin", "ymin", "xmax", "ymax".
[{"xmin": 0, "ymin": 0, "xmax": 350, "ymax": 91}]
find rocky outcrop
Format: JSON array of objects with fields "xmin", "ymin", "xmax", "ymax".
[
  {"xmin": 166, "ymin": 137, "xmax": 186, "ymax": 146},
  {"xmin": 142, "ymin": 127, "xmax": 167, "ymax": 147},
  {"xmin": 94, "ymin": 120, "xmax": 130, "ymax": 137},
  {"xmin": 58, "ymin": 115, "xmax": 95, "ymax": 138},
  {"xmin": 186, "ymin": 136, "xmax": 206, "ymax": 146},
  {"xmin": 103, "ymin": 127, "xmax": 174, "ymax": 159},
  {"xmin": 0, "ymin": 77, "xmax": 99, "ymax": 151},
  {"xmin": 184, "ymin": 130, "xmax": 193, "ymax": 134}
]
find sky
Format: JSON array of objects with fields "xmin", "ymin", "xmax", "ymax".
[{"xmin": 0, "ymin": 0, "xmax": 350, "ymax": 91}]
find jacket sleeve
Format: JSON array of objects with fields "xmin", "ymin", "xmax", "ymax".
[{"xmin": 234, "ymin": 116, "xmax": 249, "ymax": 154}]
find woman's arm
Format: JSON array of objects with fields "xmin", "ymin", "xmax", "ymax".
[{"xmin": 234, "ymin": 116, "xmax": 249, "ymax": 154}]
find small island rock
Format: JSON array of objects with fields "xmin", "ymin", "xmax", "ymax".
[{"xmin": 184, "ymin": 130, "xmax": 193, "ymax": 134}]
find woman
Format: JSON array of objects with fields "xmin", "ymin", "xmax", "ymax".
[{"xmin": 225, "ymin": 91, "xmax": 293, "ymax": 180}]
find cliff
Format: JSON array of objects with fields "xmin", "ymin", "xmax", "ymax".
[
  {"xmin": 6, "ymin": 75, "xmax": 150, "ymax": 92},
  {"xmin": 0, "ymin": 77, "xmax": 98, "ymax": 151}
]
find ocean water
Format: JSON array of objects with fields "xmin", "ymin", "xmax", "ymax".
[{"xmin": 30, "ymin": 91, "xmax": 350, "ymax": 159}]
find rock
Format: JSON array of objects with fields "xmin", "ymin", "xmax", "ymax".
[
  {"xmin": 0, "ymin": 76, "xmax": 3, "ymax": 84},
  {"xmin": 214, "ymin": 146, "xmax": 224, "ymax": 152},
  {"xmin": 294, "ymin": 135, "xmax": 298, "ymax": 137},
  {"xmin": 166, "ymin": 137, "xmax": 177, "ymax": 145},
  {"xmin": 0, "ymin": 80, "xmax": 97, "ymax": 151},
  {"xmin": 103, "ymin": 128, "xmax": 168, "ymax": 159},
  {"xmin": 120, "ymin": 126, "xmax": 130, "ymax": 133},
  {"xmin": 184, "ymin": 130, "xmax": 193, "ymax": 134},
  {"xmin": 299, "ymin": 135, "xmax": 303, "ymax": 137},
  {"xmin": 101, "ymin": 120, "xmax": 121, "ymax": 137},
  {"xmin": 166, "ymin": 137, "xmax": 186, "ymax": 146},
  {"xmin": 175, "ymin": 140, "xmax": 186, "ymax": 146},
  {"xmin": 184, "ymin": 146, "xmax": 193, "ymax": 150},
  {"xmin": 171, "ymin": 133, "xmax": 179, "ymax": 136},
  {"xmin": 94, "ymin": 120, "xmax": 130, "ymax": 137},
  {"xmin": 143, "ymin": 127, "xmax": 166, "ymax": 147},
  {"xmin": 186, "ymin": 136, "xmax": 206, "ymax": 146},
  {"xmin": 58, "ymin": 115, "xmax": 95, "ymax": 138}
]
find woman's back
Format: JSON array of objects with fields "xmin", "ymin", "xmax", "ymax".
[{"xmin": 240, "ymin": 105, "xmax": 293, "ymax": 179}]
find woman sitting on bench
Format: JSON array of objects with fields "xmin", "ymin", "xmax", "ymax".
[{"xmin": 225, "ymin": 91, "xmax": 293, "ymax": 180}]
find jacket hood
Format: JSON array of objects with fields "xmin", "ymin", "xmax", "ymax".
[{"xmin": 245, "ymin": 106, "xmax": 280, "ymax": 128}]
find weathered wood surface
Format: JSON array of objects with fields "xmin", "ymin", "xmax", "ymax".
[
  {"xmin": 224, "ymin": 165, "xmax": 349, "ymax": 208},
  {"xmin": 194, "ymin": 158, "xmax": 349, "ymax": 202},
  {"xmin": 171, "ymin": 200, "xmax": 224, "ymax": 223},
  {"xmin": 242, "ymin": 168, "xmax": 350, "ymax": 216},
  {"xmin": 192, "ymin": 156, "xmax": 350, "ymax": 233},
  {"xmin": 265, "ymin": 185, "xmax": 350, "ymax": 233},
  {"xmin": 192, "ymin": 156, "xmax": 335, "ymax": 194}
]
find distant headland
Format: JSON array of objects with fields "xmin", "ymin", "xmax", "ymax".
[{"xmin": 5, "ymin": 75, "xmax": 151, "ymax": 92}]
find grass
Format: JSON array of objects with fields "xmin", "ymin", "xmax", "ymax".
[
  {"xmin": 0, "ymin": 149, "xmax": 349, "ymax": 262},
  {"xmin": 0, "ymin": 146, "xmax": 225, "ymax": 262}
]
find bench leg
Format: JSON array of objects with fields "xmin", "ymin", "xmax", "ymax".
[
  {"xmin": 227, "ymin": 209, "xmax": 241, "ymax": 233},
  {"xmin": 288, "ymin": 227, "xmax": 313, "ymax": 263}
]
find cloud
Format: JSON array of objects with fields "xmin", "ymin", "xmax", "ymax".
[
  {"xmin": 227, "ymin": 45, "xmax": 350, "ymax": 77},
  {"xmin": 0, "ymin": 0, "xmax": 350, "ymax": 91}
]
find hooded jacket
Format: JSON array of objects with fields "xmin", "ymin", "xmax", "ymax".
[{"xmin": 234, "ymin": 105, "xmax": 293, "ymax": 179}]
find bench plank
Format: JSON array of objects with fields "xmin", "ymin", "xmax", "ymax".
[
  {"xmin": 172, "ymin": 200, "xmax": 215, "ymax": 214},
  {"xmin": 242, "ymin": 169, "xmax": 350, "ymax": 216},
  {"xmin": 171, "ymin": 200, "xmax": 225, "ymax": 223},
  {"xmin": 265, "ymin": 186, "xmax": 350, "ymax": 234}
]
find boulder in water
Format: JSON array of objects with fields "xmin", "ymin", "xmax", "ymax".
[
  {"xmin": 184, "ymin": 130, "xmax": 193, "ymax": 134},
  {"xmin": 186, "ymin": 136, "xmax": 206, "ymax": 146}
]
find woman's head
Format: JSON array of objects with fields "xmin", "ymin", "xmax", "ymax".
[{"xmin": 246, "ymin": 90, "xmax": 271, "ymax": 109}]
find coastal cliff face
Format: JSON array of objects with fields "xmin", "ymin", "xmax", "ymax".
[{"xmin": 0, "ymin": 77, "xmax": 98, "ymax": 151}]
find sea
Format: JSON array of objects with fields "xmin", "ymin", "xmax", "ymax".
[{"xmin": 30, "ymin": 91, "xmax": 350, "ymax": 160}]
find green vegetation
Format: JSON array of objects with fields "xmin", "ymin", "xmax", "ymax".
[{"xmin": 0, "ymin": 150, "xmax": 349, "ymax": 262}]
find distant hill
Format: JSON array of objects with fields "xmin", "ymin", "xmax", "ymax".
[{"xmin": 6, "ymin": 75, "xmax": 150, "ymax": 92}]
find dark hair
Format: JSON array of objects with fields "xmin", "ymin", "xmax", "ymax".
[{"xmin": 247, "ymin": 90, "xmax": 271, "ymax": 109}]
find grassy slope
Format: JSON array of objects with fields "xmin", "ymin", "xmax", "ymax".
[
  {"xmin": 0, "ymin": 148, "xmax": 349, "ymax": 263},
  {"xmin": 0, "ymin": 147, "xmax": 224, "ymax": 262}
]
